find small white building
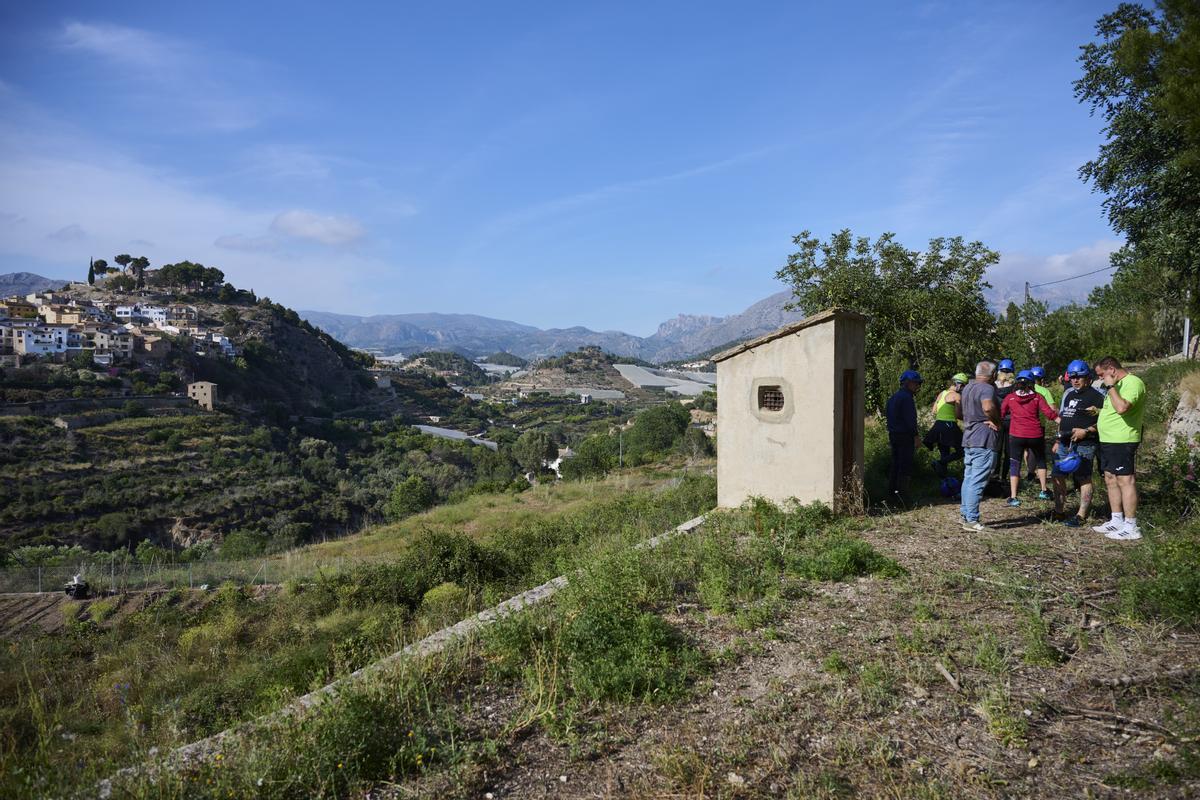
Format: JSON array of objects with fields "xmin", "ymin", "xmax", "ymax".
[
  {"xmin": 14, "ymin": 325, "xmax": 72, "ymax": 356},
  {"xmin": 712, "ymin": 308, "xmax": 866, "ymax": 512}
]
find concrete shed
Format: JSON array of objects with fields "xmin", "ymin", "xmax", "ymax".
[{"xmin": 713, "ymin": 308, "xmax": 866, "ymax": 511}]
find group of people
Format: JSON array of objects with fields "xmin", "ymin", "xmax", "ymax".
[{"xmin": 886, "ymin": 357, "xmax": 1147, "ymax": 540}]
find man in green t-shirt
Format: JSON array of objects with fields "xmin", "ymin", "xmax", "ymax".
[{"xmin": 1090, "ymin": 356, "xmax": 1147, "ymax": 541}]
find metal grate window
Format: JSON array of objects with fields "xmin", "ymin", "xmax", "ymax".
[{"xmin": 758, "ymin": 385, "xmax": 785, "ymax": 412}]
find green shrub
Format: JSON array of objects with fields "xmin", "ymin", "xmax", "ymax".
[{"xmin": 418, "ymin": 582, "xmax": 470, "ymax": 627}]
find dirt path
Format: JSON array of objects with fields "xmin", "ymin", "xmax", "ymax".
[{"xmin": 403, "ymin": 497, "xmax": 1198, "ymax": 799}]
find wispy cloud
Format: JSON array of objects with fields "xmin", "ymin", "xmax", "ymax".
[
  {"xmin": 48, "ymin": 223, "xmax": 87, "ymax": 242},
  {"xmin": 0, "ymin": 123, "xmax": 393, "ymax": 312},
  {"xmin": 470, "ymin": 147, "xmax": 777, "ymax": 247},
  {"xmin": 214, "ymin": 233, "xmax": 278, "ymax": 253},
  {"xmin": 56, "ymin": 20, "xmax": 288, "ymax": 132},
  {"xmin": 271, "ymin": 210, "xmax": 366, "ymax": 246}
]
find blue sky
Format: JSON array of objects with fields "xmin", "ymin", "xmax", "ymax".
[{"xmin": 0, "ymin": 1, "xmax": 1119, "ymax": 335}]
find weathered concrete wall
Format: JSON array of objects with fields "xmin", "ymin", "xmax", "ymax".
[
  {"xmin": 0, "ymin": 395, "xmax": 191, "ymax": 417},
  {"xmin": 715, "ymin": 310, "xmax": 865, "ymax": 510}
]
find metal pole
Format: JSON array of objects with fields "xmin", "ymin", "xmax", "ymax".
[{"xmin": 1184, "ymin": 291, "xmax": 1192, "ymax": 359}]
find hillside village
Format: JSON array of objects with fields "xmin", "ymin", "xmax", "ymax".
[{"xmin": 0, "ymin": 291, "xmax": 236, "ymax": 370}]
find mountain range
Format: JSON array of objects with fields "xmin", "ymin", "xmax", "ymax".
[
  {"xmin": 0, "ymin": 271, "xmax": 72, "ymax": 297},
  {"xmin": 300, "ymin": 291, "xmax": 808, "ymax": 363}
]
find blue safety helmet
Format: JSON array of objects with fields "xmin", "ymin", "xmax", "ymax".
[
  {"xmin": 1067, "ymin": 359, "xmax": 1090, "ymax": 377},
  {"xmin": 1055, "ymin": 447, "xmax": 1082, "ymax": 474},
  {"xmin": 998, "ymin": 358, "xmax": 1014, "ymax": 371},
  {"xmin": 899, "ymin": 370, "xmax": 923, "ymax": 385},
  {"xmin": 1030, "ymin": 365, "xmax": 1046, "ymax": 379},
  {"xmin": 1016, "ymin": 369, "xmax": 1035, "ymax": 382},
  {"xmin": 939, "ymin": 476, "xmax": 961, "ymax": 497}
]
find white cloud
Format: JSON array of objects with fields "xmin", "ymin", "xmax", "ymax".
[
  {"xmin": 55, "ymin": 21, "xmax": 287, "ymax": 132},
  {"xmin": 271, "ymin": 210, "xmax": 366, "ymax": 246},
  {"xmin": 60, "ymin": 21, "xmax": 181, "ymax": 71},
  {"xmin": 986, "ymin": 239, "xmax": 1121, "ymax": 308},
  {"xmin": 48, "ymin": 223, "xmax": 87, "ymax": 242},
  {"xmin": 214, "ymin": 233, "xmax": 278, "ymax": 252},
  {"xmin": 0, "ymin": 126, "xmax": 395, "ymax": 313}
]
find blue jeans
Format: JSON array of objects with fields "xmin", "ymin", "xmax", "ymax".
[{"xmin": 960, "ymin": 447, "xmax": 997, "ymax": 522}]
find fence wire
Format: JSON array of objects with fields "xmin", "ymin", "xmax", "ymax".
[{"xmin": 0, "ymin": 553, "xmax": 382, "ymax": 595}]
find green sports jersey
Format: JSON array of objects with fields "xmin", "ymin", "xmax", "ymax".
[
  {"xmin": 934, "ymin": 389, "xmax": 958, "ymax": 422},
  {"xmin": 1098, "ymin": 374, "xmax": 1146, "ymax": 443},
  {"xmin": 1033, "ymin": 385, "xmax": 1054, "ymax": 430}
]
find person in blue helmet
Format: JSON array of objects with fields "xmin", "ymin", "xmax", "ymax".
[
  {"xmin": 885, "ymin": 370, "xmax": 923, "ymax": 504},
  {"xmin": 1000, "ymin": 369, "xmax": 1058, "ymax": 505},
  {"xmin": 992, "ymin": 359, "xmax": 1017, "ymax": 483},
  {"xmin": 1023, "ymin": 365, "xmax": 1057, "ymax": 483},
  {"xmin": 1053, "ymin": 359, "xmax": 1104, "ymax": 526}
]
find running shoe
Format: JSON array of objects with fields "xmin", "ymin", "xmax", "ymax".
[
  {"xmin": 1062, "ymin": 516, "xmax": 1085, "ymax": 528},
  {"xmin": 1105, "ymin": 525, "xmax": 1142, "ymax": 541},
  {"xmin": 1092, "ymin": 520, "xmax": 1122, "ymax": 534},
  {"xmin": 1006, "ymin": 497, "xmax": 1021, "ymax": 508},
  {"xmin": 1037, "ymin": 490, "xmax": 1052, "ymax": 501},
  {"xmin": 961, "ymin": 520, "xmax": 992, "ymax": 533}
]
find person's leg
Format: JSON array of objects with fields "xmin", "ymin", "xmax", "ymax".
[
  {"xmin": 1118, "ymin": 474, "xmax": 1137, "ymax": 520},
  {"xmin": 1104, "ymin": 472, "xmax": 1123, "ymax": 515},
  {"xmin": 1053, "ymin": 473, "xmax": 1066, "ymax": 515},
  {"xmin": 961, "ymin": 448, "xmax": 990, "ymax": 522},
  {"xmin": 1032, "ymin": 440, "xmax": 1050, "ymax": 494},
  {"xmin": 1077, "ymin": 478, "xmax": 1093, "ymax": 518},
  {"xmin": 935, "ymin": 443, "xmax": 950, "ymax": 477},
  {"xmin": 888, "ymin": 436, "xmax": 902, "ymax": 495},
  {"xmin": 897, "ymin": 438, "xmax": 915, "ymax": 498}
]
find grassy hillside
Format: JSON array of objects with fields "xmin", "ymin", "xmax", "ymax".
[
  {"xmin": 0, "ymin": 412, "xmax": 520, "ymax": 553},
  {"xmin": 0, "ymin": 467, "xmax": 716, "ymax": 798},
  {"xmin": 22, "ymin": 362, "xmax": 1196, "ymax": 799}
]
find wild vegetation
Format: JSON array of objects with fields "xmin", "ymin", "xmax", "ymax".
[{"xmin": 0, "ymin": 470, "xmax": 717, "ymax": 798}]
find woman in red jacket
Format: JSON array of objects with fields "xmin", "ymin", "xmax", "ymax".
[{"xmin": 1001, "ymin": 370, "xmax": 1059, "ymax": 506}]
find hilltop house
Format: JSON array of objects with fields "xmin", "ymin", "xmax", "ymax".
[
  {"xmin": 187, "ymin": 381, "xmax": 218, "ymax": 411},
  {"xmin": 713, "ymin": 308, "xmax": 866, "ymax": 512}
]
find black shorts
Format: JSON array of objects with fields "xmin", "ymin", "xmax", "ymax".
[
  {"xmin": 1008, "ymin": 435, "xmax": 1046, "ymax": 476},
  {"xmin": 1099, "ymin": 442, "xmax": 1138, "ymax": 476}
]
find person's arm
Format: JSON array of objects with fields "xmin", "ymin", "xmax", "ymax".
[
  {"xmin": 982, "ymin": 397, "xmax": 1000, "ymax": 430},
  {"xmin": 955, "ymin": 391, "xmax": 965, "ymax": 421},
  {"xmin": 1038, "ymin": 395, "xmax": 1058, "ymax": 421},
  {"xmin": 1107, "ymin": 382, "xmax": 1132, "ymax": 414}
]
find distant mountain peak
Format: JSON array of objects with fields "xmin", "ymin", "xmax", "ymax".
[
  {"xmin": 302, "ymin": 289, "xmax": 808, "ymax": 364},
  {"xmin": 655, "ymin": 313, "xmax": 723, "ymax": 339}
]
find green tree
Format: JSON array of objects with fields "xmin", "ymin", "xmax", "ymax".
[
  {"xmin": 87, "ymin": 259, "xmax": 95, "ymax": 286},
  {"xmin": 92, "ymin": 258, "xmax": 107, "ymax": 273},
  {"xmin": 561, "ymin": 434, "xmax": 617, "ymax": 480},
  {"xmin": 625, "ymin": 402, "xmax": 690, "ymax": 463},
  {"xmin": 513, "ymin": 430, "xmax": 556, "ymax": 474},
  {"xmin": 776, "ymin": 230, "xmax": 997, "ymax": 409},
  {"xmin": 132, "ymin": 256, "xmax": 150, "ymax": 288},
  {"xmin": 1076, "ymin": 1, "xmax": 1200, "ymax": 318},
  {"xmin": 385, "ymin": 475, "xmax": 434, "ymax": 520},
  {"xmin": 113, "ymin": 253, "xmax": 132, "ymax": 272},
  {"xmin": 108, "ymin": 274, "xmax": 136, "ymax": 292}
]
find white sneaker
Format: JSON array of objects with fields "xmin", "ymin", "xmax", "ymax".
[
  {"xmin": 961, "ymin": 520, "xmax": 992, "ymax": 533},
  {"xmin": 1105, "ymin": 526, "xmax": 1142, "ymax": 541},
  {"xmin": 1092, "ymin": 520, "xmax": 1122, "ymax": 534}
]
